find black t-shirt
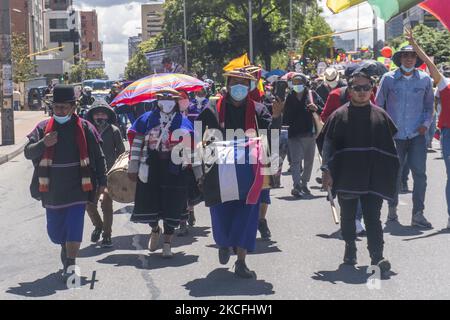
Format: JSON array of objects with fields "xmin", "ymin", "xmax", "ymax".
[{"xmin": 224, "ymin": 99, "xmax": 247, "ymax": 131}]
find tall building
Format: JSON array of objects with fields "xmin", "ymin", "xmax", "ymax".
[
  {"xmin": 141, "ymin": 1, "xmax": 165, "ymax": 41},
  {"xmin": 45, "ymin": 0, "xmax": 72, "ymax": 11},
  {"xmin": 385, "ymin": 5, "xmax": 444, "ymax": 41},
  {"xmin": 385, "ymin": 14, "xmax": 404, "ymax": 41},
  {"xmin": 128, "ymin": 34, "xmax": 142, "ymax": 60},
  {"xmin": 43, "ymin": 8, "xmax": 81, "ymax": 65},
  {"xmin": 10, "ymin": 0, "xmax": 45, "ymax": 54},
  {"xmin": 80, "ymin": 10, "xmax": 103, "ymax": 62},
  {"xmin": 333, "ymin": 36, "xmax": 356, "ymax": 52}
]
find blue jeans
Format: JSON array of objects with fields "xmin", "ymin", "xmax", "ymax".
[
  {"xmin": 389, "ymin": 135, "xmax": 427, "ymax": 213},
  {"xmin": 441, "ymin": 128, "xmax": 450, "ymax": 216}
]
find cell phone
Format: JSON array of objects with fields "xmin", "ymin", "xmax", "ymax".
[{"xmin": 274, "ymin": 80, "xmax": 288, "ymax": 101}]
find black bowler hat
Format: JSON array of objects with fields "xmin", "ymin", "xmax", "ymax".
[{"xmin": 53, "ymin": 85, "xmax": 76, "ymax": 103}]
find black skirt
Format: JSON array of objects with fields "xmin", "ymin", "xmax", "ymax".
[{"xmin": 131, "ymin": 151, "xmax": 189, "ymax": 226}]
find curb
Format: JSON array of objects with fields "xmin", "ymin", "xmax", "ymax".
[{"xmin": 0, "ymin": 141, "xmax": 27, "ymax": 166}]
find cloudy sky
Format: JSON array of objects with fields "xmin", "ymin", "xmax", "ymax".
[{"xmin": 73, "ymin": 0, "xmax": 384, "ymax": 79}]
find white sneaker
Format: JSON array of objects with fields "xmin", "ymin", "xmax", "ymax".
[
  {"xmin": 148, "ymin": 228, "xmax": 161, "ymax": 252},
  {"xmin": 162, "ymin": 243, "xmax": 173, "ymax": 258},
  {"xmin": 355, "ymin": 219, "xmax": 366, "ymax": 235}
]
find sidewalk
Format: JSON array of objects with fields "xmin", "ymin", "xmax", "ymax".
[{"xmin": 0, "ymin": 111, "xmax": 49, "ymax": 165}]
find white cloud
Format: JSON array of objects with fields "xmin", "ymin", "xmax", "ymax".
[
  {"xmin": 74, "ymin": 0, "xmax": 142, "ymax": 79},
  {"xmin": 72, "ymin": 0, "xmax": 385, "ymax": 79},
  {"xmin": 318, "ymin": 0, "xmax": 385, "ymax": 48}
]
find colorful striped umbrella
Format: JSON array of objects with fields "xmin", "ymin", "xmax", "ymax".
[{"xmin": 110, "ymin": 73, "xmax": 206, "ymax": 107}]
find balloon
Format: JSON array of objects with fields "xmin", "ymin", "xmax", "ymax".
[{"xmin": 381, "ymin": 46, "xmax": 393, "ymax": 58}]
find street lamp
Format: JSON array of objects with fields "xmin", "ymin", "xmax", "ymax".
[
  {"xmin": 183, "ymin": 0, "xmax": 188, "ymax": 72},
  {"xmin": 248, "ymin": 0, "xmax": 253, "ymax": 63},
  {"xmin": 0, "ymin": 0, "xmax": 15, "ymax": 145},
  {"xmin": 289, "ymin": 0, "xmax": 293, "ymax": 50}
]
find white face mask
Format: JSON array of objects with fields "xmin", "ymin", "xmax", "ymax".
[
  {"xmin": 196, "ymin": 97, "xmax": 206, "ymax": 105},
  {"xmin": 293, "ymin": 84, "xmax": 305, "ymax": 93},
  {"xmin": 328, "ymin": 80, "xmax": 338, "ymax": 89},
  {"xmin": 178, "ymin": 99, "xmax": 190, "ymax": 112},
  {"xmin": 158, "ymin": 100, "xmax": 176, "ymax": 114}
]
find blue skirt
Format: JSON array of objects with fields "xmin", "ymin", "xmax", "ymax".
[{"xmin": 210, "ymin": 199, "xmax": 260, "ymax": 252}]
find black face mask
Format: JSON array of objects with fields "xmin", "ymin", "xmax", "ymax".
[{"xmin": 94, "ymin": 118, "xmax": 108, "ymax": 129}]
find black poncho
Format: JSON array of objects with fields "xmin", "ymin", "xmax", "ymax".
[{"xmin": 317, "ymin": 103, "xmax": 400, "ymax": 201}]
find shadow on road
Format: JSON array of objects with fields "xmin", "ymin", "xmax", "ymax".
[
  {"xmin": 276, "ymin": 195, "xmax": 327, "ymax": 201},
  {"xmin": 402, "ymin": 228, "xmax": 450, "ymax": 242},
  {"xmin": 251, "ymin": 240, "xmax": 282, "ymax": 255},
  {"xmin": 96, "ymin": 252, "xmax": 199, "ymax": 270},
  {"xmin": 183, "ymin": 268, "xmax": 275, "ymax": 297},
  {"xmin": 383, "ymin": 221, "xmax": 424, "ymax": 237},
  {"xmin": 113, "ymin": 205, "xmax": 134, "ymax": 215},
  {"xmin": 206, "ymin": 240, "xmax": 282, "ymax": 255},
  {"xmin": 312, "ymin": 264, "xmax": 397, "ymax": 285},
  {"xmin": 316, "ymin": 229, "xmax": 343, "ymax": 241},
  {"xmin": 6, "ymin": 271, "xmax": 91, "ymax": 298},
  {"xmin": 316, "ymin": 230, "xmax": 365, "ymax": 242},
  {"xmin": 78, "ymin": 227, "xmax": 211, "ymax": 258}
]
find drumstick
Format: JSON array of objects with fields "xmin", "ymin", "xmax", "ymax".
[{"xmin": 327, "ymin": 186, "xmax": 340, "ymax": 225}]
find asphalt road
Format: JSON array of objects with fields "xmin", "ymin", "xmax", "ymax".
[{"xmin": 1, "ymin": 141, "xmax": 450, "ymax": 300}]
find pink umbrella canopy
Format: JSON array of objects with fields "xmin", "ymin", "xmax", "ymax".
[
  {"xmin": 280, "ymin": 72, "xmax": 303, "ymax": 81},
  {"xmin": 110, "ymin": 73, "xmax": 206, "ymax": 107}
]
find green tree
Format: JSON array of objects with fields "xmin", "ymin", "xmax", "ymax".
[
  {"xmin": 388, "ymin": 24, "xmax": 450, "ymax": 66},
  {"xmin": 11, "ymin": 33, "xmax": 35, "ymax": 83},
  {"xmin": 69, "ymin": 59, "xmax": 107, "ymax": 83},
  {"xmin": 160, "ymin": 0, "xmax": 329, "ymax": 75},
  {"xmin": 298, "ymin": 8, "xmax": 334, "ymax": 59},
  {"xmin": 124, "ymin": 50, "xmax": 151, "ymax": 81}
]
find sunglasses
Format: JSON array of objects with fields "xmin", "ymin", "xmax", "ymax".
[{"xmin": 351, "ymin": 85, "xmax": 372, "ymax": 92}]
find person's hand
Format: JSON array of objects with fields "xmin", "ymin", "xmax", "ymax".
[
  {"xmin": 272, "ymin": 97, "xmax": 284, "ymax": 118},
  {"xmin": 43, "ymin": 132, "xmax": 58, "ymax": 147},
  {"xmin": 322, "ymin": 170, "xmax": 333, "ymax": 190},
  {"xmin": 308, "ymin": 103, "xmax": 318, "ymax": 112},
  {"xmin": 417, "ymin": 125, "xmax": 427, "ymax": 135},
  {"xmin": 405, "ymin": 28, "xmax": 418, "ymax": 47},
  {"xmin": 128, "ymin": 172, "xmax": 138, "ymax": 182},
  {"xmin": 98, "ymin": 186, "xmax": 108, "ymax": 195}
]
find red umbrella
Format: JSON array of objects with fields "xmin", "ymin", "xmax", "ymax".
[{"xmin": 110, "ymin": 73, "xmax": 206, "ymax": 107}]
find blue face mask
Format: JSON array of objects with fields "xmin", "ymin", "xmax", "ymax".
[
  {"xmin": 230, "ymin": 84, "xmax": 249, "ymax": 102},
  {"xmin": 53, "ymin": 114, "xmax": 72, "ymax": 125},
  {"xmin": 401, "ymin": 65, "xmax": 415, "ymax": 73},
  {"xmin": 250, "ymin": 81, "xmax": 256, "ymax": 91}
]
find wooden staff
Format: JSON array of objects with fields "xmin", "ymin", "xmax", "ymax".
[{"xmin": 327, "ymin": 186, "xmax": 340, "ymax": 225}]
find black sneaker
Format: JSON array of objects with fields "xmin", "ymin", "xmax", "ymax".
[
  {"xmin": 343, "ymin": 243, "xmax": 357, "ymax": 265},
  {"xmin": 177, "ymin": 222, "xmax": 189, "ymax": 237},
  {"xmin": 371, "ymin": 258, "xmax": 391, "ymax": 277},
  {"xmin": 91, "ymin": 227, "xmax": 102, "ymax": 243},
  {"xmin": 234, "ymin": 260, "xmax": 255, "ymax": 279},
  {"xmin": 301, "ymin": 185, "xmax": 312, "ymax": 196},
  {"xmin": 101, "ymin": 235, "xmax": 113, "ymax": 248},
  {"xmin": 258, "ymin": 219, "xmax": 271, "ymax": 240},
  {"xmin": 219, "ymin": 247, "xmax": 230, "ymax": 265},
  {"xmin": 188, "ymin": 210, "xmax": 196, "ymax": 227},
  {"xmin": 291, "ymin": 185, "xmax": 303, "ymax": 198}
]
